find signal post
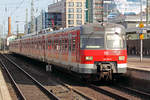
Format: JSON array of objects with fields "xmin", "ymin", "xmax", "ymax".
[{"xmin": 139, "ymin": 22, "xmax": 144, "ymax": 62}]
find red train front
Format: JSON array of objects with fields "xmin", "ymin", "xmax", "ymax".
[
  {"xmin": 79, "ymin": 23, "xmax": 127, "ymax": 80},
  {"xmin": 9, "ymin": 23, "xmax": 127, "ymax": 81}
]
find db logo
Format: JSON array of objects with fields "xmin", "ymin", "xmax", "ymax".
[{"xmin": 104, "ymin": 51, "xmax": 109, "ymax": 55}]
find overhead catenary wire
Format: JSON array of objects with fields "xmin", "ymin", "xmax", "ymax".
[{"xmin": 10, "ymin": 0, "xmax": 26, "ymax": 16}]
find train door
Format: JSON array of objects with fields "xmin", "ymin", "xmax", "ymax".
[
  {"xmin": 28, "ymin": 38, "xmax": 30, "ymax": 56},
  {"xmin": 76, "ymin": 30, "xmax": 80, "ymax": 63},
  {"xmin": 32, "ymin": 38, "xmax": 34, "ymax": 57},
  {"xmin": 40, "ymin": 36, "xmax": 43, "ymax": 59},
  {"xmin": 20, "ymin": 40, "xmax": 22, "ymax": 53},
  {"xmin": 35, "ymin": 37, "xmax": 38, "ymax": 58},
  {"xmin": 43, "ymin": 36, "xmax": 46, "ymax": 61},
  {"xmin": 45, "ymin": 35, "xmax": 48, "ymax": 59},
  {"xmin": 68, "ymin": 33, "xmax": 72, "ymax": 62},
  {"xmin": 71, "ymin": 31, "xmax": 78, "ymax": 63},
  {"xmin": 64, "ymin": 37, "xmax": 68, "ymax": 61},
  {"xmin": 57, "ymin": 35, "xmax": 60, "ymax": 59},
  {"xmin": 38, "ymin": 37, "xmax": 40, "ymax": 58},
  {"xmin": 33, "ymin": 37, "xmax": 35, "ymax": 57}
]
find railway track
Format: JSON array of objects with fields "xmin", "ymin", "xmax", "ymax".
[
  {"xmin": 0, "ymin": 54, "xmax": 93, "ymax": 100},
  {"xmin": 0, "ymin": 59, "xmax": 26, "ymax": 100},
  {"xmin": 4, "ymin": 53, "xmax": 150, "ymax": 100},
  {"xmin": 113, "ymin": 84, "xmax": 150, "ymax": 100},
  {"xmin": 88, "ymin": 84, "xmax": 128, "ymax": 100},
  {"xmin": 0, "ymin": 54, "xmax": 60, "ymax": 100}
]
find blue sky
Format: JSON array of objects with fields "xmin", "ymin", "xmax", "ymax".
[{"xmin": 0, "ymin": 0, "xmax": 52, "ymax": 35}]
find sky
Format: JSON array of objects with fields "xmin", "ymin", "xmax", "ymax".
[
  {"xmin": 0, "ymin": 0, "xmax": 53, "ymax": 36},
  {"xmin": 114, "ymin": 0, "xmax": 146, "ymax": 14}
]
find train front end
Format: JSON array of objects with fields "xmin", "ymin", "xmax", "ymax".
[{"xmin": 79, "ymin": 23, "xmax": 127, "ymax": 80}]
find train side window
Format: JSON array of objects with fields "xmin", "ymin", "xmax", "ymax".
[
  {"xmin": 62, "ymin": 39, "xmax": 65, "ymax": 51},
  {"xmin": 54, "ymin": 40, "xmax": 59, "ymax": 50},
  {"xmin": 48, "ymin": 40, "xmax": 51, "ymax": 49},
  {"xmin": 69, "ymin": 39, "xmax": 71, "ymax": 52},
  {"xmin": 54, "ymin": 40, "xmax": 56, "ymax": 50},
  {"xmin": 43, "ymin": 40, "xmax": 45, "ymax": 49},
  {"xmin": 36, "ymin": 40, "xmax": 38, "ymax": 49},
  {"xmin": 42, "ymin": 40, "xmax": 44, "ymax": 49},
  {"xmin": 38, "ymin": 40, "xmax": 40, "ymax": 49},
  {"xmin": 51, "ymin": 40, "xmax": 54, "ymax": 49},
  {"xmin": 65, "ymin": 39, "xmax": 68, "ymax": 51}
]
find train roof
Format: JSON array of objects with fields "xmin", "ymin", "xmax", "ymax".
[
  {"xmin": 21, "ymin": 26, "xmax": 81, "ymax": 39},
  {"xmin": 18, "ymin": 22, "xmax": 125, "ymax": 40},
  {"xmin": 81, "ymin": 22, "xmax": 125, "ymax": 35}
]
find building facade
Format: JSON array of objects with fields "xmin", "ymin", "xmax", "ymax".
[
  {"xmin": 48, "ymin": 0, "xmax": 86, "ymax": 28},
  {"xmin": 86, "ymin": 0, "xmax": 103, "ymax": 23},
  {"xmin": 147, "ymin": 0, "xmax": 150, "ymax": 24}
]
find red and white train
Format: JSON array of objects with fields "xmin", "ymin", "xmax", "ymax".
[{"xmin": 9, "ymin": 23, "xmax": 127, "ymax": 80}]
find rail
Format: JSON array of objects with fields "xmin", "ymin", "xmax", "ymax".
[
  {"xmin": 0, "ymin": 54, "xmax": 61, "ymax": 100},
  {"xmin": 89, "ymin": 84, "xmax": 128, "ymax": 100},
  {"xmin": 0, "ymin": 58, "xmax": 26, "ymax": 100}
]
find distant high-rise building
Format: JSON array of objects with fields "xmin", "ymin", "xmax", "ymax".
[
  {"xmin": 86, "ymin": 0, "xmax": 104, "ymax": 23},
  {"xmin": 48, "ymin": 0, "xmax": 86, "ymax": 28},
  {"xmin": 147, "ymin": 0, "xmax": 150, "ymax": 24},
  {"xmin": 25, "ymin": 11, "xmax": 62, "ymax": 34}
]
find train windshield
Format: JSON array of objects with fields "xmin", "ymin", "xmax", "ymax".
[
  {"xmin": 80, "ymin": 35, "xmax": 104, "ymax": 49},
  {"xmin": 106, "ymin": 34, "xmax": 126, "ymax": 49}
]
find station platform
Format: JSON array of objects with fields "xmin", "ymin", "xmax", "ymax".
[
  {"xmin": 0, "ymin": 68, "xmax": 12, "ymax": 100},
  {"xmin": 127, "ymin": 56, "xmax": 150, "ymax": 71},
  {"xmin": 127, "ymin": 55, "xmax": 150, "ymax": 81}
]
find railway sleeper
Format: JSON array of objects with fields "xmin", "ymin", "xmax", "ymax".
[{"xmin": 46, "ymin": 64, "xmax": 53, "ymax": 72}]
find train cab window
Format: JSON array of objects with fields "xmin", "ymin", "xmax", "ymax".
[
  {"xmin": 106, "ymin": 34, "xmax": 126, "ymax": 49},
  {"xmin": 80, "ymin": 35, "xmax": 104, "ymax": 49}
]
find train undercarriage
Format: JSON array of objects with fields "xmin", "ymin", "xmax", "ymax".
[{"xmin": 45, "ymin": 61, "xmax": 122, "ymax": 82}]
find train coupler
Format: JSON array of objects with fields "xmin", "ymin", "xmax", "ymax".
[{"xmin": 96, "ymin": 63, "xmax": 113, "ymax": 80}]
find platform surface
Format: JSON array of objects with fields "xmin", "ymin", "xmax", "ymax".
[
  {"xmin": 127, "ymin": 56, "xmax": 150, "ymax": 71},
  {"xmin": 0, "ymin": 68, "xmax": 12, "ymax": 100}
]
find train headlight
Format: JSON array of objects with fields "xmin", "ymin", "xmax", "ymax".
[
  {"xmin": 119, "ymin": 56, "xmax": 125, "ymax": 61},
  {"xmin": 85, "ymin": 56, "xmax": 93, "ymax": 61}
]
